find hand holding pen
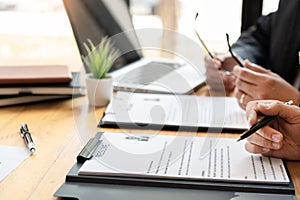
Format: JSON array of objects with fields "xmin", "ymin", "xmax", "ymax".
[
  {"xmin": 241, "ymin": 100, "xmax": 300, "ymax": 160},
  {"xmin": 237, "ymin": 100, "xmax": 294, "ymax": 142}
]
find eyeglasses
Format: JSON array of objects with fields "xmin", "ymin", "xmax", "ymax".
[
  {"xmin": 194, "ymin": 13, "xmax": 214, "ymax": 59},
  {"xmin": 226, "ymin": 33, "xmax": 245, "ymax": 68},
  {"xmin": 194, "ymin": 13, "xmax": 243, "ymax": 75}
]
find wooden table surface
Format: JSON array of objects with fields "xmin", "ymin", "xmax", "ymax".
[{"xmin": 0, "ymin": 94, "xmax": 300, "ymax": 200}]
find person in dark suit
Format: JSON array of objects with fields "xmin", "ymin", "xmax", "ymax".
[
  {"xmin": 244, "ymin": 100, "xmax": 300, "ymax": 160},
  {"xmin": 206, "ymin": 0, "xmax": 300, "ymax": 109}
]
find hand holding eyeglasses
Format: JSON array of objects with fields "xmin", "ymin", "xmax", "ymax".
[
  {"xmin": 194, "ymin": 13, "xmax": 243, "ymax": 76},
  {"xmin": 198, "ymin": 32, "xmax": 240, "ymax": 91},
  {"xmin": 194, "ymin": 13, "xmax": 244, "ymax": 92}
]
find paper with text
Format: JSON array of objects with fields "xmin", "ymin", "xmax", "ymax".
[
  {"xmin": 101, "ymin": 92, "xmax": 248, "ymax": 130},
  {"xmin": 79, "ymin": 133, "xmax": 289, "ymax": 184}
]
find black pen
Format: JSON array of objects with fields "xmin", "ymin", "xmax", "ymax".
[
  {"xmin": 20, "ymin": 123, "xmax": 36, "ymax": 153},
  {"xmin": 237, "ymin": 100, "xmax": 294, "ymax": 142}
]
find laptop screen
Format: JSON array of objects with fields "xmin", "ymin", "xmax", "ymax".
[{"xmin": 63, "ymin": 0, "xmax": 143, "ymax": 72}]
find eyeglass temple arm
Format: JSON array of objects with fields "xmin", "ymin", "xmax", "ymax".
[
  {"xmin": 194, "ymin": 13, "xmax": 214, "ymax": 59},
  {"xmin": 226, "ymin": 33, "xmax": 245, "ymax": 68}
]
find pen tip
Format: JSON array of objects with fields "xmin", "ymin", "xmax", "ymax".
[
  {"xmin": 236, "ymin": 138, "xmax": 241, "ymax": 142},
  {"xmin": 30, "ymin": 148, "xmax": 36, "ymax": 153}
]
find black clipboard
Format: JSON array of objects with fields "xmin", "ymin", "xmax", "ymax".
[
  {"xmin": 54, "ymin": 132, "xmax": 296, "ymax": 200},
  {"xmin": 98, "ymin": 113, "xmax": 245, "ymax": 133},
  {"xmin": 97, "ymin": 93, "xmax": 249, "ymax": 133}
]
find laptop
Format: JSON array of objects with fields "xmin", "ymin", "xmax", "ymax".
[{"xmin": 63, "ymin": 0, "xmax": 206, "ymax": 94}]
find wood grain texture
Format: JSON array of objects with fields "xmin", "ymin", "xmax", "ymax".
[{"xmin": 0, "ymin": 95, "xmax": 299, "ymax": 200}]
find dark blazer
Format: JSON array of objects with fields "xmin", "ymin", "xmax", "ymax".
[{"xmin": 232, "ymin": 0, "xmax": 300, "ymax": 86}]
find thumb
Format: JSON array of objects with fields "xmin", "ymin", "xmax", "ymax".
[
  {"xmin": 257, "ymin": 100, "xmax": 299, "ymax": 120},
  {"xmin": 244, "ymin": 60, "xmax": 270, "ymax": 74}
]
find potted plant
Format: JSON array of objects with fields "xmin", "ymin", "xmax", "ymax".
[{"xmin": 82, "ymin": 36, "xmax": 119, "ymax": 106}]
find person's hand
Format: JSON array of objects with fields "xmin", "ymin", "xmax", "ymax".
[
  {"xmin": 205, "ymin": 53, "xmax": 237, "ymax": 92},
  {"xmin": 233, "ymin": 60, "xmax": 300, "ymax": 109},
  {"xmin": 244, "ymin": 100, "xmax": 300, "ymax": 160}
]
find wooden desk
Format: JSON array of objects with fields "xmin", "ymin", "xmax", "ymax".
[{"xmin": 0, "ymin": 95, "xmax": 300, "ymax": 200}]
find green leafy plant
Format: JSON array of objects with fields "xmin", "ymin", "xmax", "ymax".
[{"xmin": 82, "ymin": 36, "xmax": 119, "ymax": 79}]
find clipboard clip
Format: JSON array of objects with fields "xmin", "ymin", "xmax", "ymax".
[{"xmin": 77, "ymin": 132, "xmax": 103, "ymax": 163}]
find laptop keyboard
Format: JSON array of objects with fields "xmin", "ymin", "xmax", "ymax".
[{"xmin": 115, "ymin": 62, "xmax": 182, "ymax": 85}]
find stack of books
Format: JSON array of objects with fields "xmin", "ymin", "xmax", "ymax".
[{"xmin": 0, "ymin": 65, "xmax": 85, "ymax": 107}]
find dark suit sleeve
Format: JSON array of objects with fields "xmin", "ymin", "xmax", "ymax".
[
  {"xmin": 231, "ymin": 12, "xmax": 275, "ymax": 67},
  {"xmin": 230, "ymin": 0, "xmax": 300, "ymax": 86}
]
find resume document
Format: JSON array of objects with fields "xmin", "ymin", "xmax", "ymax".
[
  {"xmin": 79, "ymin": 132, "xmax": 289, "ymax": 184},
  {"xmin": 101, "ymin": 92, "xmax": 248, "ymax": 130}
]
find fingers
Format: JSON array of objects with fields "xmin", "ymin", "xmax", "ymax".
[
  {"xmin": 233, "ymin": 66, "xmax": 258, "ymax": 102},
  {"xmin": 245, "ymin": 142, "xmax": 271, "ymax": 154},
  {"xmin": 233, "ymin": 61, "xmax": 267, "ymax": 85},
  {"xmin": 255, "ymin": 100, "xmax": 300, "ymax": 120},
  {"xmin": 223, "ymin": 73, "xmax": 236, "ymax": 91},
  {"xmin": 245, "ymin": 101, "xmax": 259, "ymax": 125},
  {"xmin": 205, "ymin": 59, "xmax": 224, "ymax": 91},
  {"xmin": 205, "ymin": 55, "xmax": 236, "ymax": 92},
  {"xmin": 232, "ymin": 61, "xmax": 271, "ymax": 104},
  {"xmin": 244, "ymin": 99, "xmax": 300, "ymax": 160},
  {"xmin": 245, "ymin": 127, "xmax": 283, "ymax": 154},
  {"xmin": 234, "ymin": 87, "xmax": 253, "ymax": 109},
  {"xmin": 245, "ymin": 100, "xmax": 297, "ymax": 125},
  {"xmin": 245, "ymin": 142, "xmax": 276, "ymax": 156},
  {"xmin": 205, "ymin": 54, "xmax": 221, "ymax": 69},
  {"xmin": 243, "ymin": 60, "xmax": 270, "ymax": 74},
  {"xmin": 245, "ymin": 141, "xmax": 300, "ymax": 160},
  {"xmin": 221, "ymin": 56, "xmax": 238, "ymax": 72},
  {"xmin": 248, "ymin": 127, "xmax": 283, "ymax": 145},
  {"xmin": 244, "ymin": 101, "xmax": 284, "ymax": 155}
]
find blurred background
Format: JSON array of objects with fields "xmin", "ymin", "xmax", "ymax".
[{"xmin": 0, "ymin": 0, "xmax": 279, "ymax": 71}]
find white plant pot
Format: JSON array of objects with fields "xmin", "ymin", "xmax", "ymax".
[{"xmin": 85, "ymin": 73, "xmax": 113, "ymax": 107}]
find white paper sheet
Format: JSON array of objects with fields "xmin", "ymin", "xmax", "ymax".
[
  {"xmin": 102, "ymin": 92, "xmax": 248, "ymax": 130},
  {"xmin": 79, "ymin": 132, "xmax": 289, "ymax": 184},
  {"xmin": 0, "ymin": 146, "xmax": 31, "ymax": 181}
]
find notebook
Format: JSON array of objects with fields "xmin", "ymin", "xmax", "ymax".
[
  {"xmin": 0, "ymin": 94, "xmax": 72, "ymax": 107},
  {"xmin": 63, "ymin": 0, "xmax": 206, "ymax": 94},
  {"xmin": 0, "ymin": 72, "xmax": 84, "ymax": 96},
  {"xmin": 0, "ymin": 65, "xmax": 72, "ymax": 85}
]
